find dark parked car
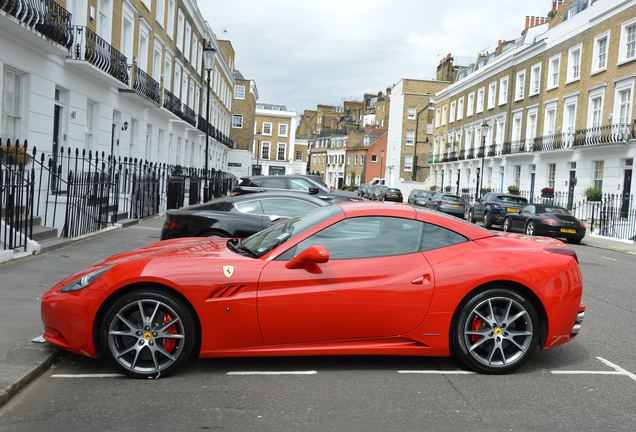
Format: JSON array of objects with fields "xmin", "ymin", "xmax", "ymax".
[
  {"xmin": 381, "ymin": 188, "xmax": 403, "ymax": 202},
  {"xmin": 358, "ymin": 183, "xmax": 370, "ymax": 197},
  {"xmin": 370, "ymin": 185, "xmax": 388, "ymax": 201},
  {"xmin": 425, "ymin": 193, "xmax": 467, "ymax": 218},
  {"xmin": 469, "ymin": 192, "xmax": 529, "ymax": 228},
  {"xmin": 161, "ymin": 192, "xmax": 326, "ymax": 240},
  {"xmin": 502, "ymin": 204, "xmax": 586, "ymax": 244},
  {"xmin": 408, "ymin": 189, "xmax": 435, "ymax": 207},
  {"xmin": 231, "ymin": 175, "xmax": 362, "ymax": 202}
]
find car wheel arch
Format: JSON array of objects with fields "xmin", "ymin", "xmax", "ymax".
[
  {"xmin": 202, "ymin": 228, "xmax": 231, "ymax": 238},
  {"xmin": 448, "ymin": 280, "xmax": 549, "ymax": 353},
  {"xmin": 92, "ymin": 282, "xmax": 202, "ymax": 359}
]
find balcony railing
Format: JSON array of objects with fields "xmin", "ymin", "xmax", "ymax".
[
  {"xmin": 2, "ymin": 0, "xmax": 73, "ymax": 48},
  {"xmin": 182, "ymin": 105, "xmax": 197, "ymax": 127},
  {"xmin": 70, "ymin": 26, "xmax": 129, "ymax": 86},
  {"xmin": 573, "ymin": 123, "xmax": 634, "ymax": 147},
  {"xmin": 131, "ymin": 65, "xmax": 160, "ymax": 105},
  {"xmin": 197, "ymin": 115, "xmax": 207, "ymax": 134},
  {"xmin": 162, "ymin": 89, "xmax": 183, "ymax": 118}
]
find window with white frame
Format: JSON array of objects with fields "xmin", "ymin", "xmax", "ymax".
[
  {"xmin": 592, "ymin": 31, "xmax": 610, "ymax": 74},
  {"xmin": 176, "ymin": 10, "xmax": 184, "ymax": 51},
  {"xmin": 441, "ymin": 105, "xmax": 447, "ymax": 125},
  {"xmin": 593, "ymin": 160, "xmax": 604, "ymax": 189},
  {"xmin": 548, "ymin": 163, "xmax": 556, "ymax": 189},
  {"xmin": 354, "ymin": 155, "xmax": 358, "ymax": 165},
  {"xmin": 562, "ymin": 96, "xmax": 578, "ymax": 147},
  {"xmin": 449, "ymin": 101, "xmax": 456, "ymax": 123},
  {"xmin": 277, "ymin": 143, "xmax": 286, "ymax": 160},
  {"xmin": 184, "ymin": 22, "xmax": 191, "ymax": 60},
  {"xmin": 499, "ymin": 76, "xmax": 508, "ymax": 105},
  {"xmin": 261, "ymin": 142, "xmax": 270, "ymax": 159},
  {"xmin": 84, "ymin": 101, "xmax": 95, "ymax": 151},
  {"xmin": 457, "ymin": 97, "xmax": 464, "ymax": 120},
  {"xmin": 514, "ymin": 165, "xmax": 521, "ymax": 188},
  {"xmin": 512, "ymin": 113, "xmax": 522, "ymax": 146},
  {"xmin": 465, "ymin": 128, "xmax": 472, "ymax": 151},
  {"xmin": 544, "ymin": 102, "xmax": 557, "ymax": 136},
  {"xmin": 404, "ymin": 154, "xmax": 413, "ymax": 171},
  {"xmin": 371, "ymin": 154, "xmax": 378, "ymax": 163},
  {"xmin": 567, "ymin": 44, "xmax": 582, "ymax": 82},
  {"xmin": 588, "ymin": 86, "xmax": 605, "ymax": 130},
  {"xmin": 619, "ymin": 19, "xmax": 636, "ymax": 64},
  {"xmin": 234, "ymin": 85, "xmax": 245, "ymax": 99},
  {"xmin": 407, "ymin": 106, "xmax": 416, "ymax": 119},
  {"xmin": 529, "ymin": 63, "xmax": 541, "ymax": 96},
  {"xmin": 476, "ymin": 87, "xmax": 485, "ymax": 113},
  {"xmin": 167, "ymin": 0, "xmax": 175, "ymax": 40},
  {"xmin": 548, "ymin": 54, "xmax": 560, "ymax": 90},
  {"xmin": 515, "ymin": 70, "xmax": 526, "ymax": 101},
  {"xmin": 312, "ymin": 155, "xmax": 316, "ymax": 165},
  {"xmin": 262, "ymin": 122, "xmax": 272, "ymax": 135},
  {"xmin": 406, "ymin": 130, "xmax": 415, "ymax": 145},
  {"xmin": 488, "ymin": 82, "xmax": 496, "ymax": 109},
  {"xmin": 1, "ymin": 69, "xmax": 22, "ymax": 143},
  {"xmin": 467, "ymin": 92, "xmax": 475, "ymax": 116},
  {"xmin": 614, "ymin": 78, "xmax": 634, "ymax": 130},
  {"xmin": 232, "ymin": 115, "xmax": 243, "ymax": 128},
  {"xmin": 278, "ymin": 123, "xmax": 288, "ymax": 137},
  {"xmin": 435, "ymin": 108, "xmax": 441, "ymax": 127},
  {"xmin": 156, "ymin": 0, "xmax": 165, "ymax": 27},
  {"xmin": 526, "ymin": 108, "xmax": 538, "ymax": 145}
]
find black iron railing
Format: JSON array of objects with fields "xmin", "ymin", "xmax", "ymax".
[
  {"xmin": 69, "ymin": 26, "xmax": 129, "ymax": 85},
  {"xmin": 132, "ymin": 65, "xmax": 160, "ymax": 104},
  {"xmin": 2, "ymin": 0, "xmax": 73, "ymax": 48},
  {"xmin": 197, "ymin": 115, "xmax": 207, "ymax": 133},
  {"xmin": 162, "ymin": 89, "xmax": 183, "ymax": 117},
  {"xmin": 182, "ymin": 105, "xmax": 197, "ymax": 127}
]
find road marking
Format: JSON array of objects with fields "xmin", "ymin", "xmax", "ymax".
[
  {"xmin": 398, "ymin": 370, "xmax": 476, "ymax": 375},
  {"xmin": 52, "ymin": 374, "xmax": 125, "ymax": 378},
  {"xmin": 227, "ymin": 371, "xmax": 317, "ymax": 376},
  {"xmin": 602, "ymin": 256, "xmax": 616, "ymax": 261},
  {"xmin": 551, "ymin": 357, "xmax": 636, "ymax": 382}
]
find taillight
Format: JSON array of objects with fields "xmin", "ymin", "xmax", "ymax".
[
  {"xmin": 163, "ymin": 220, "xmax": 178, "ymax": 230},
  {"xmin": 545, "ymin": 247, "xmax": 578, "ymax": 263},
  {"xmin": 491, "ymin": 204, "xmax": 501, "ymax": 208},
  {"xmin": 541, "ymin": 218, "xmax": 557, "ymax": 225},
  {"xmin": 440, "ymin": 201, "xmax": 448, "ymax": 204}
]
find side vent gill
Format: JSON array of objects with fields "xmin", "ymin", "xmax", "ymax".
[{"xmin": 207, "ymin": 284, "xmax": 250, "ymax": 299}]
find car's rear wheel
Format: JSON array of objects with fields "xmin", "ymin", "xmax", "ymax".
[
  {"xmin": 525, "ymin": 221, "xmax": 535, "ymax": 236},
  {"xmin": 451, "ymin": 287, "xmax": 539, "ymax": 374},
  {"xmin": 567, "ymin": 237, "xmax": 583, "ymax": 244},
  {"xmin": 483, "ymin": 212, "xmax": 492, "ymax": 229},
  {"xmin": 203, "ymin": 229, "xmax": 229, "ymax": 238},
  {"xmin": 101, "ymin": 290, "xmax": 196, "ymax": 379},
  {"xmin": 469, "ymin": 209, "xmax": 476, "ymax": 223},
  {"xmin": 502, "ymin": 217, "xmax": 511, "ymax": 232}
]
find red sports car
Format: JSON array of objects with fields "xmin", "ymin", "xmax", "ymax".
[{"xmin": 41, "ymin": 202, "xmax": 585, "ymax": 378}]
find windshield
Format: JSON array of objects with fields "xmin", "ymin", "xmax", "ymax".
[
  {"xmin": 498, "ymin": 196, "xmax": 528, "ymax": 204},
  {"xmin": 240, "ymin": 204, "xmax": 343, "ymax": 258}
]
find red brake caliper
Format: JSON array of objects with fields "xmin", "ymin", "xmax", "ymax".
[
  {"xmin": 163, "ymin": 313, "xmax": 177, "ymax": 353},
  {"xmin": 470, "ymin": 315, "xmax": 482, "ymax": 344}
]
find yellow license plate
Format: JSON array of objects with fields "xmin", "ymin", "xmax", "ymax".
[
  {"xmin": 450, "ymin": 204, "xmax": 458, "ymax": 207},
  {"xmin": 561, "ymin": 228, "xmax": 576, "ymax": 233},
  {"xmin": 507, "ymin": 208, "xmax": 519, "ymax": 212},
  {"xmin": 392, "ymin": 194, "xmax": 398, "ymax": 197}
]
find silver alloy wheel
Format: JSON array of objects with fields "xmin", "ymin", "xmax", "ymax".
[
  {"xmin": 503, "ymin": 218, "xmax": 510, "ymax": 232},
  {"xmin": 526, "ymin": 221, "xmax": 535, "ymax": 235},
  {"xmin": 107, "ymin": 299, "xmax": 186, "ymax": 375},
  {"xmin": 462, "ymin": 296, "xmax": 534, "ymax": 368}
]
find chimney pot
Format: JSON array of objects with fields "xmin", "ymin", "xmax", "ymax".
[{"xmin": 525, "ymin": 16, "xmax": 530, "ymax": 29}]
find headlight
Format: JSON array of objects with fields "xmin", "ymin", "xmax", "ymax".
[{"xmin": 60, "ymin": 265, "xmax": 115, "ymax": 292}]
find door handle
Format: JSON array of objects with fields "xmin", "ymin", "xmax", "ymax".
[{"xmin": 411, "ymin": 274, "xmax": 432, "ymax": 285}]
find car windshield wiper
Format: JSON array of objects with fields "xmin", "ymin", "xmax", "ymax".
[{"xmin": 236, "ymin": 239, "xmax": 259, "ymax": 258}]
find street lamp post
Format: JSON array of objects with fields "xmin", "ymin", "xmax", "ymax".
[
  {"xmin": 255, "ymin": 131, "xmax": 262, "ymax": 175},
  {"xmin": 380, "ymin": 149, "xmax": 385, "ymax": 185},
  {"xmin": 478, "ymin": 121, "xmax": 489, "ymax": 199},
  {"xmin": 203, "ymin": 43, "xmax": 216, "ymax": 202}
]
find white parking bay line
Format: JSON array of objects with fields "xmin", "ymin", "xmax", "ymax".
[
  {"xmin": 227, "ymin": 371, "xmax": 317, "ymax": 376},
  {"xmin": 398, "ymin": 370, "xmax": 476, "ymax": 375},
  {"xmin": 52, "ymin": 374, "xmax": 125, "ymax": 378},
  {"xmin": 551, "ymin": 357, "xmax": 636, "ymax": 382}
]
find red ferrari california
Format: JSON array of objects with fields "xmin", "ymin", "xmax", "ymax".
[{"xmin": 41, "ymin": 202, "xmax": 585, "ymax": 378}]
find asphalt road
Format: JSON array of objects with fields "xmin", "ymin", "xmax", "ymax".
[{"xmin": 1, "ymin": 233, "xmax": 635, "ymax": 431}]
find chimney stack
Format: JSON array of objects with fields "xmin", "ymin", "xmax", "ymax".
[{"xmin": 525, "ymin": 16, "xmax": 530, "ymax": 29}]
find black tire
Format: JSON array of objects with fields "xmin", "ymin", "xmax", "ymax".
[
  {"xmin": 567, "ymin": 237, "xmax": 583, "ymax": 244},
  {"xmin": 203, "ymin": 229, "xmax": 229, "ymax": 238},
  {"xmin": 483, "ymin": 212, "xmax": 492, "ymax": 229},
  {"xmin": 525, "ymin": 221, "xmax": 535, "ymax": 236},
  {"xmin": 469, "ymin": 209, "xmax": 476, "ymax": 223},
  {"xmin": 502, "ymin": 217, "xmax": 511, "ymax": 232},
  {"xmin": 451, "ymin": 287, "xmax": 539, "ymax": 374},
  {"xmin": 100, "ymin": 289, "xmax": 196, "ymax": 379}
]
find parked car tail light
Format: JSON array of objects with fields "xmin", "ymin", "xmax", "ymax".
[
  {"xmin": 440, "ymin": 201, "xmax": 448, "ymax": 204},
  {"xmin": 491, "ymin": 204, "xmax": 501, "ymax": 208},
  {"xmin": 541, "ymin": 218, "xmax": 558, "ymax": 225},
  {"xmin": 163, "ymin": 220, "xmax": 179, "ymax": 230},
  {"xmin": 580, "ymin": 223, "xmax": 586, "ymax": 227},
  {"xmin": 545, "ymin": 247, "xmax": 578, "ymax": 263}
]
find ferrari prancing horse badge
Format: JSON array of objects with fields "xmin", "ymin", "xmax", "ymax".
[{"xmin": 222, "ymin": 265, "xmax": 234, "ymax": 278}]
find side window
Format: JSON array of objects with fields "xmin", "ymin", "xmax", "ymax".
[
  {"xmin": 262, "ymin": 178, "xmax": 286, "ymax": 189},
  {"xmin": 289, "ymin": 179, "xmax": 313, "ymax": 191},
  {"xmin": 521, "ymin": 205, "xmax": 534, "ymax": 214},
  {"xmin": 420, "ymin": 223, "xmax": 468, "ymax": 252},
  {"xmin": 295, "ymin": 217, "xmax": 424, "ymax": 260},
  {"xmin": 261, "ymin": 199, "xmax": 318, "ymax": 218},
  {"xmin": 235, "ymin": 200, "xmax": 265, "ymax": 215}
]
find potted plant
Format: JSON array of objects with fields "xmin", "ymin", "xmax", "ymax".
[
  {"xmin": 462, "ymin": 187, "xmax": 469, "ymax": 193},
  {"xmin": 481, "ymin": 187, "xmax": 491, "ymax": 195},
  {"xmin": 541, "ymin": 187, "xmax": 554, "ymax": 198},
  {"xmin": 444, "ymin": 185, "xmax": 452, "ymax": 192},
  {"xmin": 430, "ymin": 186, "xmax": 437, "ymax": 191},
  {"xmin": 584, "ymin": 186, "xmax": 602, "ymax": 201},
  {"xmin": 507, "ymin": 185, "xmax": 520, "ymax": 195}
]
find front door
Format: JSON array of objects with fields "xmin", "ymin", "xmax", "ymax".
[
  {"xmin": 621, "ymin": 169, "xmax": 632, "ymax": 218},
  {"xmin": 567, "ymin": 171, "xmax": 577, "ymax": 210},
  {"xmin": 530, "ymin": 173, "xmax": 535, "ymax": 203}
]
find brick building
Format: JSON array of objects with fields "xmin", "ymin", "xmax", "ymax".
[{"xmin": 228, "ymin": 69, "xmax": 258, "ymax": 177}]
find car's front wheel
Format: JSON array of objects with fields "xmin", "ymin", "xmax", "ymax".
[
  {"xmin": 101, "ymin": 289, "xmax": 197, "ymax": 379},
  {"xmin": 451, "ymin": 287, "xmax": 539, "ymax": 374},
  {"xmin": 525, "ymin": 221, "xmax": 535, "ymax": 236},
  {"xmin": 502, "ymin": 217, "xmax": 511, "ymax": 232},
  {"xmin": 469, "ymin": 209, "xmax": 476, "ymax": 223}
]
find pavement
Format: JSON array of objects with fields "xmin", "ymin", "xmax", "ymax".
[{"xmin": 0, "ymin": 213, "xmax": 635, "ymax": 408}]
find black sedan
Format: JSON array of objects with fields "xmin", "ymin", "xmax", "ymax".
[
  {"xmin": 381, "ymin": 188, "xmax": 403, "ymax": 202},
  {"xmin": 502, "ymin": 204, "xmax": 586, "ymax": 244},
  {"xmin": 425, "ymin": 193, "xmax": 467, "ymax": 218},
  {"xmin": 161, "ymin": 192, "xmax": 326, "ymax": 240}
]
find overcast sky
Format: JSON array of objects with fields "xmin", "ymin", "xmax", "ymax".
[{"xmin": 202, "ymin": 0, "xmax": 551, "ymax": 114}]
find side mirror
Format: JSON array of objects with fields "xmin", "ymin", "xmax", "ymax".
[
  {"xmin": 285, "ymin": 245, "xmax": 329, "ymax": 269},
  {"xmin": 308, "ymin": 187, "xmax": 320, "ymax": 194}
]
